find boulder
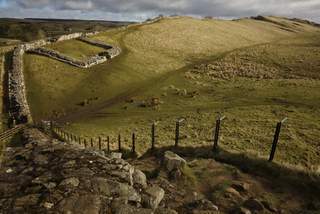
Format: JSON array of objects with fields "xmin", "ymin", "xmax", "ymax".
[
  {"xmin": 233, "ymin": 207, "xmax": 252, "ymax": 214},
  {"xmin": 59, "ymin": 177, "xmax": 80, "ymax": 188},
  {"xmin": 163, "ymin": 151, "xmax": 186, "ymax": 172},
  {"xmin": 243, "ymin": 198, "xmax": 264, "ymax": 211},
  {"xmin": 57, "ymin": 194, "xmax": 101, "ymax": 214},
  {"xmin": 133, "ymin": 169, "xmax": 148, "ymax": 188},
  {"xmin": 142, "ymin": 186, "xmax": 165, "ymax": 210},
  {"xmin": 110, "ymin": 152, "xmax": 122, "ymax": 159}
]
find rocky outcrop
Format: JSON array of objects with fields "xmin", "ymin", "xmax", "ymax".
[
  {"xmin": 8, "ymin": 46, "xmax": 32, "ymax": 124},
  {"xmin": 0, "ymin": 128, "xmax": 167, "ymax": 213},
  {"xmin": 28, "ymin": 48, "xmax": 108, "ymax": 68}
]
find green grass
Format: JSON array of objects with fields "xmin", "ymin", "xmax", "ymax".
[
  {"xmin": 23, "ymin": 16, "xmax": 320, "ymax": 167},
  {"xmin": 46, "ymin": 39, "xmax": 106, "ymax": 60}
]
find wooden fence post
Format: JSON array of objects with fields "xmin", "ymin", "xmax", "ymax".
[
  {"xmin": 151, "ymin": 123, "xmax": 156, "ymax": 150},
  {"xmin": 78, "ymin": 136, "xmax": 81, "ymax": 145},
  {"xmin": 132, "ymin": 133, "xmax": 136, "ymax": 153},
  {"xmin": 175, "ymin": 119, "xmax": 185, "ymax": 147},
  {"xmin": 269, "ymin": 118, "xmax": 287, "ymax": 162},
  {"xmin": 91, "ymin": 138, "xmax": 94, "ymax": 148},
  {"xmin": 107, "ymin": 136, "xmax": 110, "ymax": 152},
  {"xmin": 84, "ymin": 139, "xmax": 87, "ymax": 148},
  {"xmin": 118, "ymin": 134, "xmax": 121, "ymax": 152},
  {"xmin": 98, "ymin": 137, "xmax": 102, "ymax": 150},
  {"xmin": 213, "ymin": 115, "xmax": 226, "ymax": 152}
]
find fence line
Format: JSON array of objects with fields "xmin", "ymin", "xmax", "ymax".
[{"xmin": 47, "ymin": 116, "xmax": 290, "ymax": 163}]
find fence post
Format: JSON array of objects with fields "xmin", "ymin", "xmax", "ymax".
[
  {"xmin": 78, "ymin": 136, "xmax": 81, "ymax": 145},
  {"xmin": 175, "ymin": 119, "xmax": 185, "ymax": 147},
  {"xmin": 118, "ymin": 134, "xmax": 121, "ymax": 152},
  {"xmin": 98, "ymin": 137, "xmax": 102, "ymax": 150},
  {"xmin": 132, "ymin": 133, "xmax": 136, "ymax": 153},
  {"xmin": 107, "ymin": 136, "xmax": 110, "ymax": 152},
  {"xmin": 91, "ymin": 138, "xmax": 94, "ymax": 148},
  {"xmin": 269, "ymin": 118, "xmax": 287, "ymax": 162},
  {"xmin": 213, "ymin": 115, "xmax": 226, "ymax": 152},
  {"xmin": 151, "ymin": 123, "xmax": 156, "ymax": 150},
  {"xmin": 84, "ymin": 139, "xmax": 87, "ymax": 148}
]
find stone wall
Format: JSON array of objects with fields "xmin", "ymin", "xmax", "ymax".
[
  {"xmin": 29, "ymin": 48, "xmax": 108, "ymax": 68},
  {"xmin": 8, "ymin": 46, "xmax": 32, "ymax": 124},
  {"xmin": 28, "ymin": 38, "xmax": 121, "ymax": 68},
  {"xmin": 77, "ymin": 37, "xmax": 122, "ymax": 59},
  {"xmin": 7, "ymin": 31, "xmax": 117, "ymax": 124}
]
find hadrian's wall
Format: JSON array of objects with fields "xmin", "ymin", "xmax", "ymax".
[{"xmin": 8, "ymin": 46, "xmax": 32, "ymax": 124}]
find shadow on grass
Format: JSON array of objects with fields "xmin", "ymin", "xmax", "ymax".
[{"xmin": 139, "ymin": 145, "xmax": 320, "ymax": 196}]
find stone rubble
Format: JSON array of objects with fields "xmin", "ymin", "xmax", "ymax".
[{"xmin": 0, "ymin": 128, "xmax": 169, "ymax": 213}]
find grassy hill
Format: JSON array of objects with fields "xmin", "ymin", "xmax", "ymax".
[{"xmin": 23, "ymin": 16, "xmax": 320, "ymax": 168}]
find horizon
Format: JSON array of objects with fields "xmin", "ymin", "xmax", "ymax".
[{"xmin": 0, "ymin": 0, "xmax": 319, "ymax": 23}]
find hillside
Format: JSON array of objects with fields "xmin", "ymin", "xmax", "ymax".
[{"xmin": 23, "ymin": 16, "xmax": 320, "ymax": 168}]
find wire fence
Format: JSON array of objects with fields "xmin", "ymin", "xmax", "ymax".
[{"xmin": 36, "ymin": 115, "xmax": 314, "ymax": 166}]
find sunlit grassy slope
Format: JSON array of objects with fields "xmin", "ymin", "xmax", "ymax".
[
  {"xmin": 24, "ymin": 16, "xmax": 320, "ymax": 167},
  {"xmin": 47, "ymin": 39, "xmax": 106, "ymax": 60}
]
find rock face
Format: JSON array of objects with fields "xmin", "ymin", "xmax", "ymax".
[{"xmin": 0, "ymin": 128, "xmax": 166, "ymax": 213}]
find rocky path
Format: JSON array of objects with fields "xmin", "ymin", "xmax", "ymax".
[{"xmin": 0, "ymin": 128, "xmax": 173, "ymax": 214}]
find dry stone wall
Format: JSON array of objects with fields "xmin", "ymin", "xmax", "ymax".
[
  {"xmin": 28, "ymin": 37, "xmax": 121, "ymax": 68},
  {"xmin": 28, "ymin": 48, "xmax": 108, "ymax": 68},
  {"xmin": 8, "ymin": 46, "xmax": 32, "ymax": 124},
  {"xmin": 7, "ymin": 31, "xmax": 110, "ymax": 124}
]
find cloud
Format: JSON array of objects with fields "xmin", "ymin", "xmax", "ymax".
[{"xmin": 0, "ymin": 0, "xmax": 319, "ymax": 22}]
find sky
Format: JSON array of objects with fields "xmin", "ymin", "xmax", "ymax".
[{"xmin": 0, "ymin": 0, "xmax": 319, "ymax": 22}]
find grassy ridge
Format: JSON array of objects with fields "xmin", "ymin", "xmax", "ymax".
[{"xmin": 23, "ymin": 17, "xmax": 320, "ymax": 167}]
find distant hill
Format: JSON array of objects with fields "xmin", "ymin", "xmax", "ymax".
[{"xmin": 0, "ymin": 18, "xmax": 133, "ymax": 42}]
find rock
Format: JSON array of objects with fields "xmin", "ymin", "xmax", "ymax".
[
  {"xmin": 57, "ymin": 194, "xmax": 101, "ymax": 214},
  {"xmin": 155, "ymin": 208, "xmax": 178, "ymax": 214},
  {"xmin": 163, "ymin": 151, "xmax": 186, "ymax": 172},
  {"xmin": 142, "ymin": 186, "xmax": 165, "ymax": 210},
  {"xmin": 43, "ymin": 202, "xmax": 54, "ymax": 209},
  {"xmin": 225, "ymin": 187, "xmax": 242, "ymax": 198},
  {"xmin": 14, "ymin": 194, "xmax": 41, "ymax": 207},
  {"xmin": 133, "ymin": 169, "xmax": 147, "ymax": 188},
  {"xmin": 59, "ymin": 177, "xmax": 80, "ymax": 187},
  {"xmin": 63, "ymin": 160, "xmax": 76, "ymax": 168},
  {"xmin": 110, "ymin": 152, "xmax": 122, "ymax": 159},
  {"xmin": 233, "ymin": 207, "xmax": 251, "ymax": 214},
  {"xmin": 6, "ymin": 168, "xmax": 13, "ymax": 173},
  {"xmin": 92, "ymin": 177, "xmax": 111, "ymax": 196},
  {"xmin": 33, "ymin": 154, "xmax": 48, "ymax": 165},
  {"xmin": 115, "ymin": 204, "xmax": 153, "ymax": 214},
  {"xmin": 261, "ymin": 201, "xmax": 277, "ymax": 212},
  {"xmin": 231, "ymin": 182, "xmax": 250, "ymax": 193},
  {"xmin": 243, "ymin": 198, "xmax": 264, "ymax": 211}
]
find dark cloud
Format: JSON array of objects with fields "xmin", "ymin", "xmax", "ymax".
[{"xmin": 0, "ymin": 0, "xmax": 319, "ymax": 22}]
